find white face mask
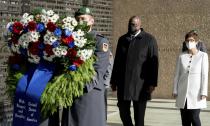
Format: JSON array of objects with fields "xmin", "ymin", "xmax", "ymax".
[{"xmin": 186, "ymin": 42, "xmax": 197, "ymax": 49}]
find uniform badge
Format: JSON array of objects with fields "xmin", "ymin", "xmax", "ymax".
[{"xmin": 102, "ymin": 43, "xmax": 108, "ymax": 52}]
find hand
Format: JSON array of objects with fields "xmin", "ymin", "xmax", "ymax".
[
  {"xmin": 112, "ymin": 90, "xmax": 117, "ymax": 97},
  {"xmin": 172, "ymin": 93, "xmax": 177, "ymax": 98},
  {"xmin": 201, "ymin": 95, "xmax": 207, "ymax": 100},
  {"xmin": 111, "ymin": 84, "xmax": 117, "ymax": 91},
  {"xmin": 147, "ymin": 86, "xmax": 155, "ymax": 94}
]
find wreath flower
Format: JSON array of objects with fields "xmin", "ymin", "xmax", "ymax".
[{"xmin": 5, "ymin": 8, "xmax": 96, "ymax": 116}]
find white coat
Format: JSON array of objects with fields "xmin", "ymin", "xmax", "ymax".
[{"xmin": 173, "ymin": 51, "xmax": 208, "ymax": 109}]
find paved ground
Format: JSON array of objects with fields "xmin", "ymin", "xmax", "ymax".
[{"xmin": 107, "ymin": 97, "xmax": 210, "ymax": 126}]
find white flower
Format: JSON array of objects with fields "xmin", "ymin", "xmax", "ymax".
[
  {"xmin": 76, "ymin": 29, "xmax": 84, "ymax": 37},
  {"xmin": 11, "ymin": 44, "xmax": 20, "ymax": 54},
  {"xmin": 49, "ymin": 14, "xmax": 59, "ymax": 23},
  {"xmin": 21, "ymin": 41, "xmax": 29, "ymax": 48},
  {"xmin": 44, "ymin": 32, "xmax": 56, "ymax": 45},
  {"xmin": 66, "ymin": 17, "xmax": 73, "ymax": 22},
  {"xmin": 29, "ymin": 31, "xmax": 40, "ymax": 42},
  {"xmin": 19, "ymin": 34, "xmax": 30, "ymax": 48},
  {"xmin": 26, "ymin": 15, "xmax": 34, "ymax": 22},
  {"xmin": 62, "ymin": 23, "xmax": 74, "ymax": 31},
  {"xmin": 73, "ymin": 33, "xmax": 87, "ymax": 48},
  {"xmin": 77, "ymin": 49, "xmax": 93, "ymax": 61},
  {"xmin": 41, "ymin": 9, "xmax": 47, "ymax": 15},
  {"xmin": 43, "ymin": 52, "xmax": 55, "ymax": 62},
  {"xmin": 60, "ymin": 48, "xmax": 67, "ymax": 56},
  {"xmin": 52, "ymin": 46, "xmax": 67, "ymax": 57},
  {"xmin": 53, "ymin": 50, "xmax": 61, "ymax": 57},
  {"xmin": 20, "ymin": 19, "xmax": 28, "ymax": 24},
  {"xmin": 41, "ymin": 15, "xmax": 48, "ymax": 23},
  {"xmin": 44, "ymin": 34, "xmax": 50, "ymax": 42},
  {"xmin": 50, "ymin": 36, "xmax": 57, "ymax": 43},
  {"xmin": 22, "ymin": 13, "xmax": 29, "ymax": 19},
  {"xmin": 71, "ymin": 18, "xmax": 78, "ymax": 26},
  {"xmin": 28, "ymin": 55, "xmax": 40, "ymax": 64},
  {"xmin": 47, "ymin": 10, "xmax": 55, "ymax": 16},
  {"xmin": 6, "ymin": 22, "xmax": 14, "ymax": 31}
]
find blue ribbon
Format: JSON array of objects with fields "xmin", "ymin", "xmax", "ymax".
[{"xmin": 13, "ymin": 62, "xmax": 55, "ymax": 126}]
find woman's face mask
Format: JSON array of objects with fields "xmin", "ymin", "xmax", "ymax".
[
  {"xmin": 186, "ymin": 37, "xmax": 197, "ymax": 50},
  {"xmin": 186, "ymin": 41, "xmax": 197, "ymax": 49}
]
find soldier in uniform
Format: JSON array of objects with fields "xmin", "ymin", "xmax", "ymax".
[{"xmin": 41, "ymin": 7, "xmax": 110, "ymax": 126}]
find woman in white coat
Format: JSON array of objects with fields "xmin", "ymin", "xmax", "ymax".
[{"xmin": 173, "ymin": 31, "xmax": 208, "ymax": 126}]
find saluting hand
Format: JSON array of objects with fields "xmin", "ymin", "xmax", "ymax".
[
  {"xmin": 201, "ymin": 95, "xmax": 207, "ymax": 100},
  {"xmin": 147, "ymin": 86, "xmax": 155, "ymax": 94},
  {"xmin": 172, "ymin": 93, "xmax": 177, "ymax": 98}
]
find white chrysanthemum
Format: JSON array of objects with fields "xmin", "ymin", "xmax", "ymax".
[
  {"xmin": 77, "ymin": 49, "xmax": 93, "ymax": 61},
  {"xmin": 76, "ymin": 29, "xmax": 84, "ymax": 37},
  {"xmin": 43, "ymin": 52, "xmax": 55, "ymax": 62},
  {"xmin": 62, "ymin": 23, "xmax": 74, "ymax": 31},
  {"xmin": 49, "ymin": 14, "xmax": 59, "ymax": 23},
  {"xmin": 52, "ymin": 46, "xmax": 67, "ymax": 57},
  {"xmin": 60, "ymin": 48, "xmax": 68, "ymax": 56},
  {"xmin": 41, "ymin": 15, "xmax": 48, "ymax": 24},
  {"xmin": 71, "ymin": 18, "xmax": 78, "ymax": 26},
  {"xmin": 47, "ymin": 10, "xmax": 54, "ymax": 16},
  {"xmin": 44, "ymin": 34, "xmax": 50, "ymax": 42},
  {"xmin": 41, "ymin": 9, "xmax": 47, "ymax": 15},
  {"xmin": 52, "ymin": 49, "xmax": 61, "ymax": 57},
  {"xmin": 66, "ymin": 17, "xmax": 73, "ymax": 22},
  {"xmin": 6, "ymin": 22, "xmax": 14, "ymax": 31},
  {"xmin": 50, "ymin": 36, "xmax": 57, "ymax": 43},
  {"xmin": 19, "ymin": 34, "xmax": 30, "ymax": 48},
  {"xmin": 22, "ymin": 13, "xmax": 29, "ymax": 19},
  {"xmin": 74, "ymin": 37, "xmax": 87, "ymax": 48},
  {"xmin": 44, "ymin": 32, "xmax": 55, "ymax": 44},
  {"xmin": 72, "ymin": 32, "xmax": 80, "ymax": 41},
  {"xmin": 29, "ymin": 31, "xmax": 40, "ymax": 42},
  {"xmin": 28, "ymin": 55, "xmax": 40, "ymax": 64},
  {"xmin": 26, "ymin": 15, "xmax": 34, "ymax": 22},
  {"xmin": 11, "ymin": 44, "xmax": 20, "ymax": 54},
  {"xmin": 21, "ymin": 41, "xmax": 30, "ymax": 48},
  {"xmin": 20, "ymin": 19, "xmax": 28, "ymax": 24}
]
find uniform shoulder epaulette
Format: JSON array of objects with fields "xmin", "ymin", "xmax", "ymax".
[{"xmin": 96, "ymin": 33, "xmax": 105, "ymax": 38}]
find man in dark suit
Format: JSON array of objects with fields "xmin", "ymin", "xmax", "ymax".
[
  {"xmin": 111, "ymin": 16, "xmax": 159, "ymax": 126},
  {"xmin": 41, "ymin": 7, "xmax": 110, "ymax": 126}
]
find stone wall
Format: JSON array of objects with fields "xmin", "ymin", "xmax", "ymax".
[{"xmin": 112, "ymin": 0, "xmax": 210, "ymax": 99}]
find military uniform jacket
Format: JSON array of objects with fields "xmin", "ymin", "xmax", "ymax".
[
  {"xmin": 40, "ymin": 31, "xmax": 110, "ymax": 126},
  {"xmin": 111, "ymin": 28, "xmax": 158, "ymax": 101}
]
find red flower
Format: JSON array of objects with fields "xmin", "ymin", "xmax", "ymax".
[
  {"xmin": 67, "ymin": 48, "xmax": 77, "ymax": 58},
  {"xmin": 13, "ymin": 22, "xmax": 23, "ymax": 34},
  {"xmin": 47, "ymin": 22, "xmax": 56, "ymax": 32},
  {"xmin": 61, "ymin": 35, "xmax": 74, "ymax": 45},
  {"xmin": 73, "ymin": 58, "xmax": 84, "ymax": 67},
  {"xmin": 11, "ymin": 34, "xmax": 19, "ymax": 44},
  {"xmin": 28, "ymin": 41, "xmax": 40, "ymax": 55},
  {"xmin": 44, "ymin": 44, "xmax": 54, "ymax": 55},
  {"xmin": 8, "ymin": 54, "xmax": 23, "ymax": 64},
  {"xmin": 28, "ymin": 21, "xmax": 37, "ymax": 31}
]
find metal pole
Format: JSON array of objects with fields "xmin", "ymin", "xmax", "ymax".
[{"xmin": 59, "ymin": 106, "xmax": 63, "ymax": 126}]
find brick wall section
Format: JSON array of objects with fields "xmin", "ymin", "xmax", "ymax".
[{"xmin": 112, "ymin": 0, "xmax": 210, "ymax": 99}]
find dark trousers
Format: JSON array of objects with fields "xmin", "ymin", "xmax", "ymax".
[
  {"xmin": 180, "ymin": 101, "xmax": 201, "ymax": 126},
  {"xmin": 117, "ymin": 100, "xmax": 147, "ymax": 126}
]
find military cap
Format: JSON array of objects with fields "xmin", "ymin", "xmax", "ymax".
[{"xmin": 75, "ymin": 7, "xmax": 93, "ymax": 17}]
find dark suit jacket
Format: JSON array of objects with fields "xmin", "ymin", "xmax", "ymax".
[{"xmin": 111, "ymin": 28, "xmax": 159, "ymax": 101}]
